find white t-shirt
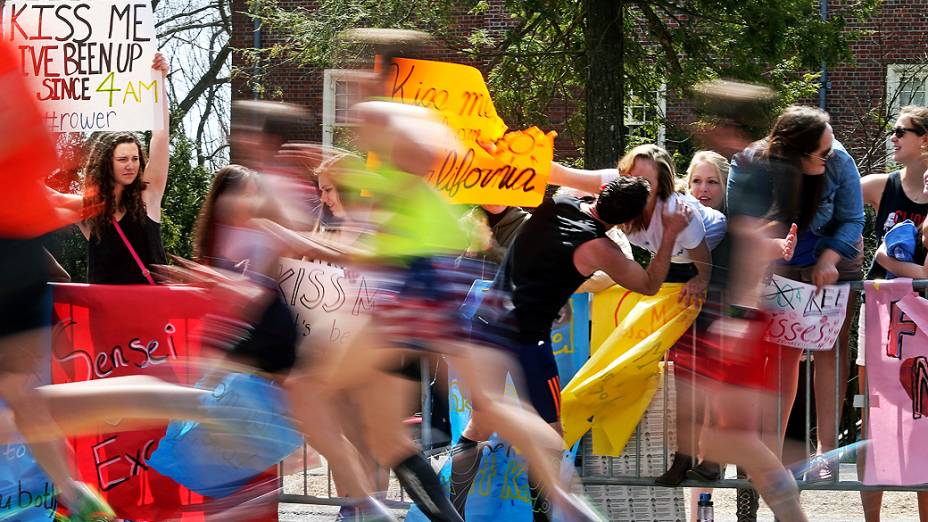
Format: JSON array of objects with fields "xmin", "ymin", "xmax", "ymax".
[
  {"xmin": 700, "ymin": 203, "xmax": 727, "ymax": 251},
  {"xmin": 626, "ymin": 192, "xmax": 725, "ymax": 263}
]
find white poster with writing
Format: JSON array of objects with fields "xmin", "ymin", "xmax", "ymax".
[
  {"xmin": 277, "ymin": 258, "xmax": 377, "ymax": 348},
  {"xmin": 760, "ymin": 274, "xmax": 850, "ymax": 351},
  {"xmin": 5, "ymin": 0, "xmax": 163, "ymax": 132}
]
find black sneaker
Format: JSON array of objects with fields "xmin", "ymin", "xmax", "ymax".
[
  {"xmin": 687, "ymin": 460, "xmax": 722, "ymax": 482},
  {"xmin": 655, "ymin": 453, "xmax": 694, "ymax": 486}
]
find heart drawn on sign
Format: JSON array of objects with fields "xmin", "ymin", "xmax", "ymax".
[{"xmin": 900, "ymin": 356, "xmax": 928, "ymax": 419}]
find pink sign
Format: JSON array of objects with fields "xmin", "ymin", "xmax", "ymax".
[
  {"xmin": 760, "ymin": 274, "xmax": 849, "ymax": 351},
  {"xmin": 862, "ymin": 278, "xmax": 928, "ymax": 486}
]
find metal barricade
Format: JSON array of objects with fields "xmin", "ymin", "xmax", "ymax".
[
  {"xmin": 578, "ymin": 280, "xmax": 928, "ymax": 494},
  {"xmin": 278, "ymin": 279, "xmax": 928, "ymax": 513},
  {"xmin": 277, "ymin": 358, "xmax": 438, "ymax": 508}
]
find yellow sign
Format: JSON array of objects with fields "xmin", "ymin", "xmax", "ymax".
[
  {"xmin": 561, "ymin": 283, "xmax": 701, "ymax": 456},
  {"xmin": 590, "ymin": 286, "xmax": 643, "ymax": 355},
  {"xmin": 382, "ymin": 57, "xmax": 553, "ymax": 207}
]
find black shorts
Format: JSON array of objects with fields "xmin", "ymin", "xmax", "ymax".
[
  {"xmin": 0, "ymin": 281, "xmax": 50, "ymax": 338},
  {"xmin": 0, "ymin": 238, "xmax": 50, "ymax": 336},
  {"xmin": 0, "ymin": 239, "xmax": 51, "ymax": 374},
  {"xmin": 471, "ymin": 323, "xmax": 562, "ymax": 424},
  {"xmin": 224, "ymin": 295, "xmax": 299, "ymax": 375}
]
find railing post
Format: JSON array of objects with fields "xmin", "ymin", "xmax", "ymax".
[
  {"xmin": 805, "ymin": 347, "xmax": 812, "ymax": 467},
  {"xmin": 421, "ymin": 357, "xmax": 433, "ymax": 450},
  {"xmin": 834, "ymin": 334, "xmax": 841, "ymax": 484}
]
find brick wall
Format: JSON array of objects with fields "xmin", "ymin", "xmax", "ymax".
[
  {"xmin": 230, "ymin": 0, "xmax": 520, "ymax": 145},
  {"xmin": 663, "ymin": 1, "xmax": 928, "ymax": 167},
  {"xmin": 231, "ymin": 1, "xmax": 928, "ymax": 167},
  {"xmin": 827, "ymin": 0, "xmax": 928, "ymax": 173}
]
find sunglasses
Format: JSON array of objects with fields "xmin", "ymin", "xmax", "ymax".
[
  {"xmin": 805, "ymin": 148, "xmax": 835, "ymax": 163},
  {"xmin": 893, "ymin": 126, "xmax": 927, "ymax": 138}
]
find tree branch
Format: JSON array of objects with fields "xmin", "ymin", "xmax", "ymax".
[
  {"xmin": 158, "ymin": 21, "xmax": 224, "ymax": 40},
  {"xmin": 155, "ymin": 3, "xmax": 219, "ymax": 28},
  {"xmin": 173, "ymin": 43, "xmax": 231, "ymax": 127},
  {"xmin": 631, "ymin": 1, "xmax": 683, "ymax": 77}
]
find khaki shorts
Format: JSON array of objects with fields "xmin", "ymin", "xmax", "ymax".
[{"xmin": 772, "ymin": 241, "xmax": 865, "ymax": 283}]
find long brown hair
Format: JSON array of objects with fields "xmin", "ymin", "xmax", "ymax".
[
  {"xmin": 83, "ymin": 132, "xmax": 148, "ymax": 239},
  {"xmin": 618, "ymin": 144, "xmax": 677, "ymax": 233},
  {"xmin": 192, "ymin": 164, "xmax": 256, "ymax": 263},
  {"xmin": 761, "ymin": 105, "xmax": 830, "ymax": 167},
  {"xmin": 759, "ymin": 105, "xmax": 830, "ymax": 229}
]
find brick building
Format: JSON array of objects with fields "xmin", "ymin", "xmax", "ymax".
[
  {"xmin": 229, "ymin": 1, "xmax": 520, "ymax": 146},
  {"xmin": 826, "ymin": 0, "xmax": 928, "ymax": 173},
  {"xmin": 230, "ymin": 1, "xmax": 928, "ymax": 168}
]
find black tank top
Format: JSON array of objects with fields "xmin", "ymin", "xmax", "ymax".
[
  {"xmin": 868, "ymin": 171, "xmax": 928, "ymax": 279},
  {"xmin": 87, "ymin": 215, "xmax": 167, "ymax": 284},
  {"xmin": 207, "ymin": 230, "xmax": 298, "ymax": 375},
  {"xmin": 487, "ymin": 194, "xmax": 607, "ymax": 339}
]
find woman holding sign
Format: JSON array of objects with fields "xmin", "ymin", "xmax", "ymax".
[
  {"xmin": 727, "ymin": 105, "xmax": 864, "ymax": 482},
  {"xmin": 76, "ymin": 53, "xmax": 170, "ymax": 285}
]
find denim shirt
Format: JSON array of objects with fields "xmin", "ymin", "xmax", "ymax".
[{"xmin": 728, "ymin": 140, "xmax": 864, "ymax": 260}]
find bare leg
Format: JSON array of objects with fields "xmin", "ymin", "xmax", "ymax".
[
  {"xmin": 356, "ymin": 372, "xmax": 420, "ymax": 468},
  {"xmin": 813, "ymin": 294, "xmax": 855, "ymax": 455},
  {"xmin": 676, "ymin": 374, "xmax": 706, "ymax": 458},
  {"xmin": 451, "ymin": 343, "xmax": 570, "ymax": 506},
  {"xmin": 857, "ymin": 365, "xmax": 883, "ymax": 522},
  {"xmin": 0, "ymin": 329, "xmax": 85, "ymax": 507},
  {"xmin": 657, "ymin": 371, "xmax": 710, "ymax": 486},
  {"xmin": 35, "ymin": 376, "xmax": 209, "ymax": 435},
  {"xmin": 340, "ymin": 395, "xmax": 391, "ymax": 493},
  {"xmin": 0, "ymin": 376, "xmax": 212, "ymax": 444},
  {"xmin": 701, "ymin": 384, "xmax": 806, "ymax": 522},
  {"xmin": 285, "ymin": 371, "xmax": 374, "ymax": 499},
  {"xmin": 761, "ymin": 347, "xmax": 803, "ymax": 458}
]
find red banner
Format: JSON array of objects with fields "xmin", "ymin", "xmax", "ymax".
[{"xmin": 50, "ymin": 284, "xmax": 278, "ymax": 521}]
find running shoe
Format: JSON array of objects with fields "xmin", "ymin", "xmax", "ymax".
[{"xmin": 56, "ymin": 483, "xmax": 116, "ymax": 522}]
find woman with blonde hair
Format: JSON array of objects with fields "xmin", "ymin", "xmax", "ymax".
[
  {"xmin": 552, "ymin": 143, "xmax": 723, "ymax": 305},
  {"xmin": 658, "ymin": 149, "xmax": 731, "ymax": 488},
  {"xmin": 687, "ymin": 150, "xmax": 730, "ymax": 212}
]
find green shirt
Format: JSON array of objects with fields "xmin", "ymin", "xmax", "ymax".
[{"xmin": 340, "ymin": 163, "xmax": 470, "ymax": 263}]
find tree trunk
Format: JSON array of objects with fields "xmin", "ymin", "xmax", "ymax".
[{"xmin": 584, "ymin": 0, "xmax": 624, "ymax": 169}]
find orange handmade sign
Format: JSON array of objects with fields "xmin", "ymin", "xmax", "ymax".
[{"xmin": 383, "ymin": 57, "xmax": 554, "ymax": 207}]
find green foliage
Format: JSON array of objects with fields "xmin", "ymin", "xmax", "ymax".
[
  {"xmin": 242, "ymin": 0, "xmax": 874, "ymax": 158},
  {"xmin": 242, "ymin": 0, "xmax": 478, "ymax": 81},
  {"xmin": 160, "ymin": 134, "xmax": 212, "ymax": 259},
  {"xmin": 47, "ymin": 226, "xmax": 88, "ymax": 283}
]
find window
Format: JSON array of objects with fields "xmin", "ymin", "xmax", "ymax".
[
  {"xmin": 887, "ymin": 64, "xmax": 928, "ymax": 112},
  {"xmin": 886, "ymin": 64, "xmax": 928, "ymax": 159},
  {"xmin": 322, "ymin": 69, "xmax": 365, "ymax": 149},
  {"xmin": 624, "ymin": 85, "xmax": 667, "ymax": 147}
]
